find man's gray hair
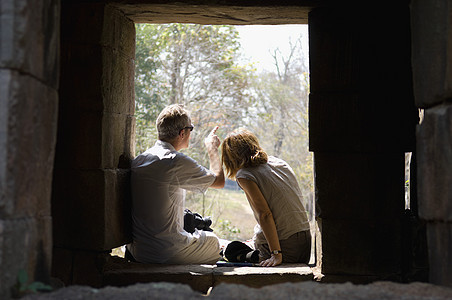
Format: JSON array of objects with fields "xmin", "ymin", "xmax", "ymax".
[{"xmin": 156, "ymin": 104, "xmax": 191, "ymax": 141}]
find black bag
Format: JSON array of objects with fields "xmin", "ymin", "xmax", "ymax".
[
  {"xmin": 224, "ymin": 241, "xmax": 260, "ymax": 263},
  {"xmin": 183, "ymin": 209, "xmax": 213, "ymax": 234}
]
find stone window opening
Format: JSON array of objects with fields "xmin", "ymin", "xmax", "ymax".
[
  {"xmin": 111, "ymin": 22, "xmax": 318, "ymax": 268},
  {"xmin": 50, "ymin": 2, "xmax": 428, "ymax": 291}
]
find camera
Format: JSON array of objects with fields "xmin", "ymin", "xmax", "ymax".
[{"xmin": 183, "ymin": 209, "xmax": 213, "ymax": 233}]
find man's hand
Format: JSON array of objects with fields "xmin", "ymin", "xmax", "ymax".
[
  {"xmin": 204, "ymin": 126, "xmax": 221, "ymax": 152},
  {"xmin": 204, "ymin": 126, "xmax": 225, "ymax": 189}
]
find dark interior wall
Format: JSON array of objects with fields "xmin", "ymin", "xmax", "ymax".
[
  {"xmin": 2, "ymin": 0, "xmax": 451, "ymax": 295},
  {"xmin": 51, "ymin": 2, "xmax": 135, "ymax": 285},
  {"xmin": 0, "ymin": 0, "xmax": 60, "ymax": 297},
  {"xmin": 411, "ymin": 0, "xmax": 452, "ymax": 287},
  {"xmin": 309, "ymin": 5, "xmax": 419, "ymax": 279}
]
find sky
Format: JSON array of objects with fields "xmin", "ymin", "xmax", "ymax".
[{"xmin": 236, "ymin": 25, "xmax": 309, "ymax": 72}]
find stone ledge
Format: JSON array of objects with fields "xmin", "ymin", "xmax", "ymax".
[
  {"xmin": 103, "ymin": 256, "xmax": 313, "ymax": 293},
  {"xmin": 213, "ymin": 264, "xmax": 313, "ymax": 288},
  {"xmin": 23, "ymin": 280, "xmax": 452, "ymax": 300}
]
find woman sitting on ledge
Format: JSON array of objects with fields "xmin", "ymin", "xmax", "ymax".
[{"xmin": 221, "ymin": 129, "xmax": 311, "ymax": 267}]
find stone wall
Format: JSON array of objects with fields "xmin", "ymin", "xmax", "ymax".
[
  {"xmin": 411, "ymin": 0, "xmax": 452, "ymax": 287},
  {"xmin": 0, "ymin": 0, "xmax": 60, "ymax": 297},
  {"xmin": 1, "ymin": 0, "xmax": 451, "ymax": 296},
  {"xmin": 51, "ymin": 3, "xmax": 135, "ymax": 286},
  {"xmin": 309, "ymin": 5, "xmax": 419, "ymax": 279}
]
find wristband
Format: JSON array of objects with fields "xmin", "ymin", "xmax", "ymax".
[{"xmin": 271, "ymin": 250, "xmax": 282, "ymax": 255}]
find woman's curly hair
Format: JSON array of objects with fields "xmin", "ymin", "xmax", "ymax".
[{"xmin": 221, "ymin": 128, "xmax": 268, "ymax": 179}]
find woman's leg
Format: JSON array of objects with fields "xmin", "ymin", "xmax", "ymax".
[{"xmin": 256, "ymin": 230, "xmax": 311, "ymax": 263}]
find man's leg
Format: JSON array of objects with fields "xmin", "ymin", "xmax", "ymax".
[{"xmin": 168, "ymin": 231, "xmax": 222, "ymax": 264}]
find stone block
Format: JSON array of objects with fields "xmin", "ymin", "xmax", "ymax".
[
  {"xmin": 102, "ymin": 113, "xmax": 135, "ymax": 169},
  {"xmin": 411, "ymin": 0, "xmax": 452, "ymax": 107},
  {"xmin": 102, "ymin": 46, "xmax": 135, "ymax": 115},
  {"xmin": 52, "ymin": 169, "xmax": 131, "ymax": 251},
  {"xmin": 209, "ymin": 281, "xmax": 452, "ymax": 300},
  {"xmin": 53, "ymin": 110, "xmax": 133, "ymax": 170},
  {"xmin": 426, "ymin": 222, "xmax": 452, "ymax": 287},
  {"xmin": 59, "ymin": 43, "xmax": 135, "ymax": 115},
  {"xmin": 103, "ymin": 257, "xmax": 214, "ymax": 294},
  {"xmin": 213, "ymin": 264, "xmax": 313, "ymax": 288},
  {"xmin": 53, "ymin": 109, "xmax": 103, "ymax": 169},
  {"xmin": 321, "ymin": 218, "xmax": 402, "ymax": 276},
  {"xmin": 309, "ymin": 6, "xmax": 412, "ymax": 95},
  {"xmin": 102, "ymin": 5, "xmax": 136, "ymax": 57},
  {"xmin": 0, "ymin": 70, "xmax": 58, "ymax": 218},
  {"xmin": 308, "ymin": 5, "xmax": 417, "ymax": 153},
  {"xmin": 309, "ymin": 93, "xmax": 417, "ymax": 153},
  {"xmin": 122, "ymin": 4, "xmax": 309, "ymax": 24},
  {"xmin": 72, "ymin": 251, "xmax": 110, "ymax": 287},
  {"xmin": 60, "ymin": 3, "xmax": 105, "ymax": 45},
  {"xmin": 417, "ymin": 104, "xmax": 452, "ymax": 221},
  {"xmin": 61, "ymin": 2, "xmax": 134, "ymax": 54},
  {"xmin": 60, "ymin": 3, "xmax": 135, "ymax": 114},
  {"xmin": 59, "ymin": 43, "xmax": 104, "ymax": 112},
  {"xmin": 314, "ymin": 152, "xmax": 405, "ymax": 221},
  {"xmin": 0, "ymin": 217, "xmax": 51, "ymax": 298},
  {"xmin": 104, "ymin": 168, "xmax": 133, "ymax": 247},
  {"xmin": 0, "ymin": 0, "xmax": 59, "ymax": 88},
  {"xmin": 51, "ymin": 247, "xmax": 75, "ymax": 286}
]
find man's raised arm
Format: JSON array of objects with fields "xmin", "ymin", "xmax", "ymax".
[{"xmin": 204, "ymin": 126, "xmax": 225, "ymax": 189}]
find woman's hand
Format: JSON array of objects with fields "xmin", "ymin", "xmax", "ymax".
[{"xmin": 260, "ymin": 253, "xmax": 282, "ymax": 267}]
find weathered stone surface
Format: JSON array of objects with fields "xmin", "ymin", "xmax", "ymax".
[
  {"xmin": 103, "ymin": 256, "xmax": 313, "ymax": 293},
  {"xmin": 309, "ymin": 6, "xmax": 413, "ymax": 94},
  {"xmin": 114, "ymin": 3, "xmax": 310, "ymax": 24},
  {"xmin": 102, "ymin": 47, "xmax": 135, "ymax": 115},
  {"xmin": 314, "ymin": 152, "xmax": 404, "ymax": 221},
  {"xmin": 321, "ymin": 218, "xmax": 402, "ymax": 277},
  {"xmin": 104, "ymin": 257, "xmax": 215, "ymax": 293},
  {"xmin": 308, "ymin": 6, "xmax": 417, "ymax": 153},
  {"xmin": 210, "ymin": 281, "xmax": 452, "ymax": 300},
  {"xmin": 411, "ymin": 0, "xmax": 452, "ymax": 108},
  {"xmin": 213, "ymin": 263, "xmax": 313, "ymax": 288},
  {"xmin": 102, "ymin": 113, "xmax": 135, "ymax": 169},
  {"xmin": 102, "ymin": 5, "xmax": 136, "ymax": 59},
  {"xmin": 309, "ymin": 93, "xmax": 417, "ymax": 152},
  {"xmin": 26, "ymin": 282, "xmax": 203, "ymax": 300},
  {"xmin": 58, "ymin": 44, "xmax": 135, "ymax": 115},
  {"xmin": 52, "ymin": 169, "xmax": 131, "ymax": 250},
  {"xmin": 0, "ymin": 217, "xmax": 51, "ymax": 299},
  {"xmin": 60, "ymin": 4, "xmax": 135, "ymax": 115},
  {"xmin": 52, "ymin": 247, "xmax": 75, "ymax": 286},
  {"xmin": 0, "ymin": 0, "xmax": 59, "ymax": 88},
  {"xmin": 53, "ymin": 111, "xmax": 133, "ymax": 170},
  {"xmin": 426, "ymin": 222, "xmax": 452, "ymax": 287},
  {"xmin": 23, "ymin": 280, "xmax": 452, "ymax": 300},
  {"xmin": 417, "ymin": 104, "xmax": 452, "ymax": 221},
  {"xmin": 59, "ymin": 44, "xmax": 104, "ymax": 111},
  {"xmin": 0, "ymin": 70, "xmax": 58, "ymax": 218}
]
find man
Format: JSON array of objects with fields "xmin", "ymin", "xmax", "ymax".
[{"xmin": 126, "ymin": 104, "xmax": 225, "ymax": 264}]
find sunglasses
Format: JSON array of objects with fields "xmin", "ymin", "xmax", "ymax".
[{"xmin": 181, "ymin": 124, "xmax": 194, "ymax": 132}]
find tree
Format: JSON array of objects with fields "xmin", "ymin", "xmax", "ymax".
[
  {"xmin": 134, "ymin": 24, "xmax": 255, "ymax": 162},
  {"xmin": 245, "ymin": 35, "xmax": 313, "ymax": 200}
]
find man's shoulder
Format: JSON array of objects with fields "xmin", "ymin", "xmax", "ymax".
[{"xmin": 132, "ymin": 146, "xmax": 176, "ymax": 168}]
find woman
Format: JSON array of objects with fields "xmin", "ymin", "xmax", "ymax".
[{"xmin": 221, "ymin": 129, "xmax": 311, "ymax": 267}]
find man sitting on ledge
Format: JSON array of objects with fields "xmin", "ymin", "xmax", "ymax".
[{"xmin": 126, "ymin": 104, "xmax": 225, "ymax": 264}]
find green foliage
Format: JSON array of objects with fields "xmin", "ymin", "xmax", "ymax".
[
  {"xmin": 13, "ymin": 269, "xmax": 52, "ymax": 298},
  {"xmin": 217, "ymin": 219, "xmax": 241, "ymax": 240},
  {"xmin": 134, "ymin": 24, "xmax": 313, "ymax": 237},
  {"xmin": 135, "ymin": 24, "xmax": 254, "ymax": 160}
]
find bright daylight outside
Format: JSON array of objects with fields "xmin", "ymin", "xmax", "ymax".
[{"xmin": 116, "ymin": 24, "xmax": 313, "ymax": 256}]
